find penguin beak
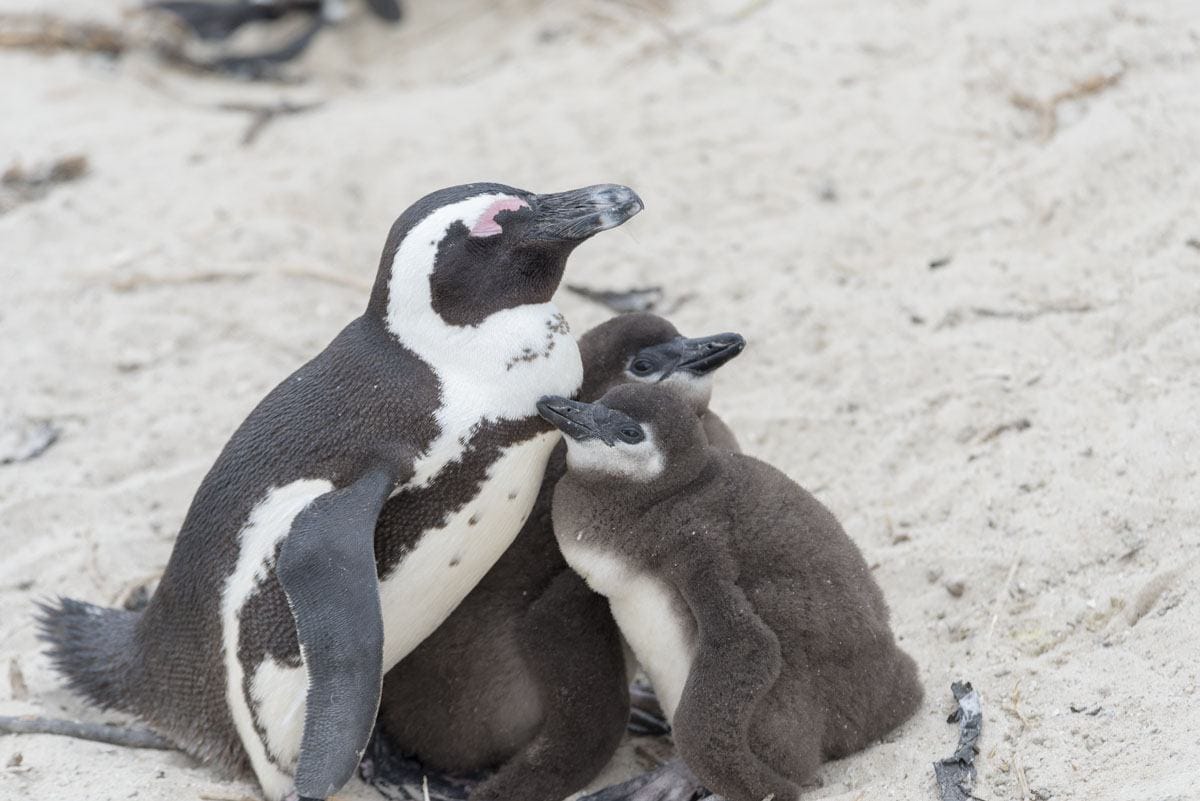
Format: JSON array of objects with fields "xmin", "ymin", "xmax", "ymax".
[
  {"xmin": 652, "ymin": 333, "xmax": 747, "ymax": 379},
  {"xmin": 537, "ymin": 396, "xmax": 613, "ymax": 444},
  {"xmin": 527, "ymin": 185, "xmax": 644, "ymax": 242}
]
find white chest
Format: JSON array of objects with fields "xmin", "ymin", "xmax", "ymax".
[
  {"xmin": 378, "ymin": 431, "xmax": 558, "ymax": 668},
  {"xmin": 398, "ymin": 304, "xmax": 583, "ymax": 487},
  {"xmin": 559, "ymin": 543, "xmax": 697, "ymax": 723}
]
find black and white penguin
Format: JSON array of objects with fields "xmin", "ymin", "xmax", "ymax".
[
  {"xmin": 372, "ymin": 313, "xmax": 746, "ymax": 801},
  {"xmin": 538, "ymin": 384, "xmax": 923, "ymax": 801},
  {"xmin": 37, "ymin": 182, "xmax": 642, "ymax": 801},
  {"xmin": 149, "ymin": 0, "xmax": 403, "ymax": 78}
]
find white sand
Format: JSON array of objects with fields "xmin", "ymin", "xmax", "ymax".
[{"xmin": 2, "ymin": 1, "xmax": 1199, "ymax": 800}]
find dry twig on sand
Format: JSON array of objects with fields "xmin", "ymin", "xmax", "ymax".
[
  {"xmin": 0, "ymin": 13, "xmax": 126, "ymax": 56},
  {"xmin": 985, "ymin": 554, "xmax": 1022, "ymax": 646},
  {"xmin": 7, "ymin": 659, "xmax": 28, "ymax": 701},
  {"xmin": 216, "ymin": 100, "xmax": 324, "ymax": 146},
  {"xmin": 1010, "ymin": 66, "xmax": 1126, "ymax": 140},
  {"xmin": 0, "ymin": 715, "xmax": 172, "ymax": 750},
  {"xmin": 1, "ymin": 155, "xmax": 89, "ymax": 216}
]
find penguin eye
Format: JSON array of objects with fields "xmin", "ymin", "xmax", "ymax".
[
  {"xmin": 619, "ymin": 426, "xmax": 645, "ymax": 444},
  {"xmin": 630, "ymin": 359, "xmax": 655, "ymax": 376}
]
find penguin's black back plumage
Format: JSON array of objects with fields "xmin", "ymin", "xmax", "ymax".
[{"xmin": 39, "ymin": 314, "xmax": 440, "ymax": 770}]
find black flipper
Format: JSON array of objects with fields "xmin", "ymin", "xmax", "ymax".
[
  {"xmin": 277, "ymin": 468, "xmax": 393, "ymax": 800},
  {"xmin": 147, "ymin": 0, "xmax": 299, "ymax": 40},
  {"xmin": 209, "ymin": 15, "xmax": 324, "ymax": 78}
]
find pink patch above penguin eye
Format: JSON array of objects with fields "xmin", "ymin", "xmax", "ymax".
[{"xmin": 468, "ymin": 197, "xmax": 530, "ymax": 238}]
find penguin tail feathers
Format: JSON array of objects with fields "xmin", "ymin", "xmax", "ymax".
[{"xmin": 35, "ymin": 596, "xmax": 143, "ymax": 715}]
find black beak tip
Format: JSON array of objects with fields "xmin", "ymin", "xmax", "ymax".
[
  {"xmin": 677, "ymin": 332, "xmax": 748, "ymax": 375},
  {"xmin": 621, "ymin": 190, "xmax": 645, "ymax": 217},
  {"xmin": 602, "ymin": 186, "xmax": 644, "ymax": 226}
]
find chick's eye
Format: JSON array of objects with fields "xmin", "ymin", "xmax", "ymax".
[
  {"xmin": 631, "ymin": 359, "xmax": 654, "ymax": 375},
  {"xmin": 620, "ymin": 426, "xmax": 645, "ymax": 443}
]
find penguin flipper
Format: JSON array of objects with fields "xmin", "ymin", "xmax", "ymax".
[
  {"xmin": 669, "ymin": 573, "xmax": 802, "ymax": 801},
  {"xmin": 277, "ymin": 467, "xmax": 394, "ymax": 800}
]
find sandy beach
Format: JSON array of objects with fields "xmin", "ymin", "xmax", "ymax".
[{"xmin": 2, "ymin": 1, "xmax": 1199, "ymax": 800}]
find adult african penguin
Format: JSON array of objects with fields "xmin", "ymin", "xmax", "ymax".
[
  {"xmin": 540, "ymin": 384, "xmax": 924, "ymax": 801},
  {"xmin": 371, "ymin": 313, "xmax": 745, "ymax": 801},
  {"xmin": 37, "ymin": 182, "xmax": 642, "ymax": 801}
]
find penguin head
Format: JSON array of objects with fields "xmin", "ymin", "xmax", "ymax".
[
  {"xmin": 538, "ymin": 384, "xmax": 708, "ymax": 487},
  {"xmin": 369, "ymin": 182, "xmax": 643, "ymax": 330},
  {"xmin": 579, "ymin": 313, "xmax": 745, "ymax": 407}
]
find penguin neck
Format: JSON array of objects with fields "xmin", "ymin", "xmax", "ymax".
[{"xmin": 374, "ymin": 192, "xmax": 583, "ymax": 407}]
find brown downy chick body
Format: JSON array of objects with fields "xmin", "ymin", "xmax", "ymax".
[
  {"xmin": 374, "ymin": 313, "xmax": 745, "ymax": 801},
  {"xmin": 542, "ymin": 384, "xmax": 923, "ymax": 801}
]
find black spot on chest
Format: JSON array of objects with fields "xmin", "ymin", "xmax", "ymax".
[
  {"xmin": 502, "ymin": 313, "xmax": 570, "ymax": 370},
  {"xmin": 374, "ymin": 416, "xmax": 551, "ymax": 578}
]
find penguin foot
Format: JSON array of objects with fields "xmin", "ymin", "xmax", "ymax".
[
  {"xmin": 627, "ymin": 680, "xmax": 671, "ymax": 737},
  {"xmin": 579, "ymin": 760, "xmax": 711, "ymax": 801},
  {"xmin": 361, "ymin": 730, "xmax": 483, "ymax": 801}
]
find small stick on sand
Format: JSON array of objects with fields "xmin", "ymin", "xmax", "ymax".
[
  {"xmin": 0, "ymin": 13, "xmax": 126, "ymax": 56},
  {"xmin": 1014, "ymin": 750, "xmax": 1033, "ymax": 801},
  {"xmin": 216, "ymin": 100, "xmax": 324, "ymax": 146},
  {"xmin": 1010, "ymin": 65, "xmax": 1126, "ymax": 140},
  {"xmin": 985, "ymin": 553, "xmax": 1022, "ymax": 646},
  {"xmin": 0, "ymin": 715, "xmax": 173, "ymax": 750},
  {"xmin": 8, "ymin": 658, "xmax": 28, "ymax": 701},
  {"xmin": 932, "ymin": 682, "xmax": 983, "ymax": 801}
]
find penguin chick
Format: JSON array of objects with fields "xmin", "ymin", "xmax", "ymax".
[
  {"xmin": 539, "ymin": 384, "xmax": 923, "ymax": 801},
  {"xmin": 373, "ymin": 313, "xmax": 746, "ymax": 801},
  {"xmin": 37, "ymin": 182, "xmax": 642, "ymax": 801},
  {"xmin": 576, "ymin": 313, "xmax": 743, "ymax": 452}
]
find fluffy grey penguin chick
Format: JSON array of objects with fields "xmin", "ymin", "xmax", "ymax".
[
  {"xmin": 36, "ymin": 182, "xmax": 642, "ymax": 801},
  {"xmin": 539, "ymin": 384, "xmax": 924, "ymax": 801},
  {"xmin": 372, "ymin": 312, "xmax": 746, "ymax": 801}
]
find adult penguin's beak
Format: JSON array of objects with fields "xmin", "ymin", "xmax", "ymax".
[{"xmin": 528, "ymin": 185, "xmax": 644, "ymax": 242}]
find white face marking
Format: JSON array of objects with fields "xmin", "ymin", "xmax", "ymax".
[
  {"xmin": 221, "ymin": 479, "xmax": 331, "ymax": 801},
  {"xmin": 469, "ymin": 196, "xmax": 530, "ymax": 237},
  {"xmin": 384, "ymin": 194, "xmax": 583, "ymax": 486},
  {"xmin": 557, "ymin": 544, "xmax": 696, "ymax": 723},
  {"xmin": 378, "ymin": 433, "xmax": 557, "ymax": 667},
  {"xmin": 563, "ymin": 427, "xmax": 665, "ymax": 481}
]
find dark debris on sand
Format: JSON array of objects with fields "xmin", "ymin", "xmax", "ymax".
[{"xmin": 933, "ymin": 681, "xmax": 983, "ymax": 801}]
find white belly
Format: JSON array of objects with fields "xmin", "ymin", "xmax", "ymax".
[
  {"xmin": 222, "ymin": 479, "xmax": 332, "ymax": 801},
  {"xmin": 222, "ymin": 433, "xmax": 557, "ymax": 799},
  {"xmin": 378, "ymin": 430, "xmax": 557, "ymax": 668},
  {"xmin": 560, "ymin": 545, "xmax": 697, "ymax": 723}
]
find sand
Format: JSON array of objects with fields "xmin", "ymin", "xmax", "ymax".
[{"xmin": 2, "ymin": 1, "xmax": 1199, "ymax": 799}]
